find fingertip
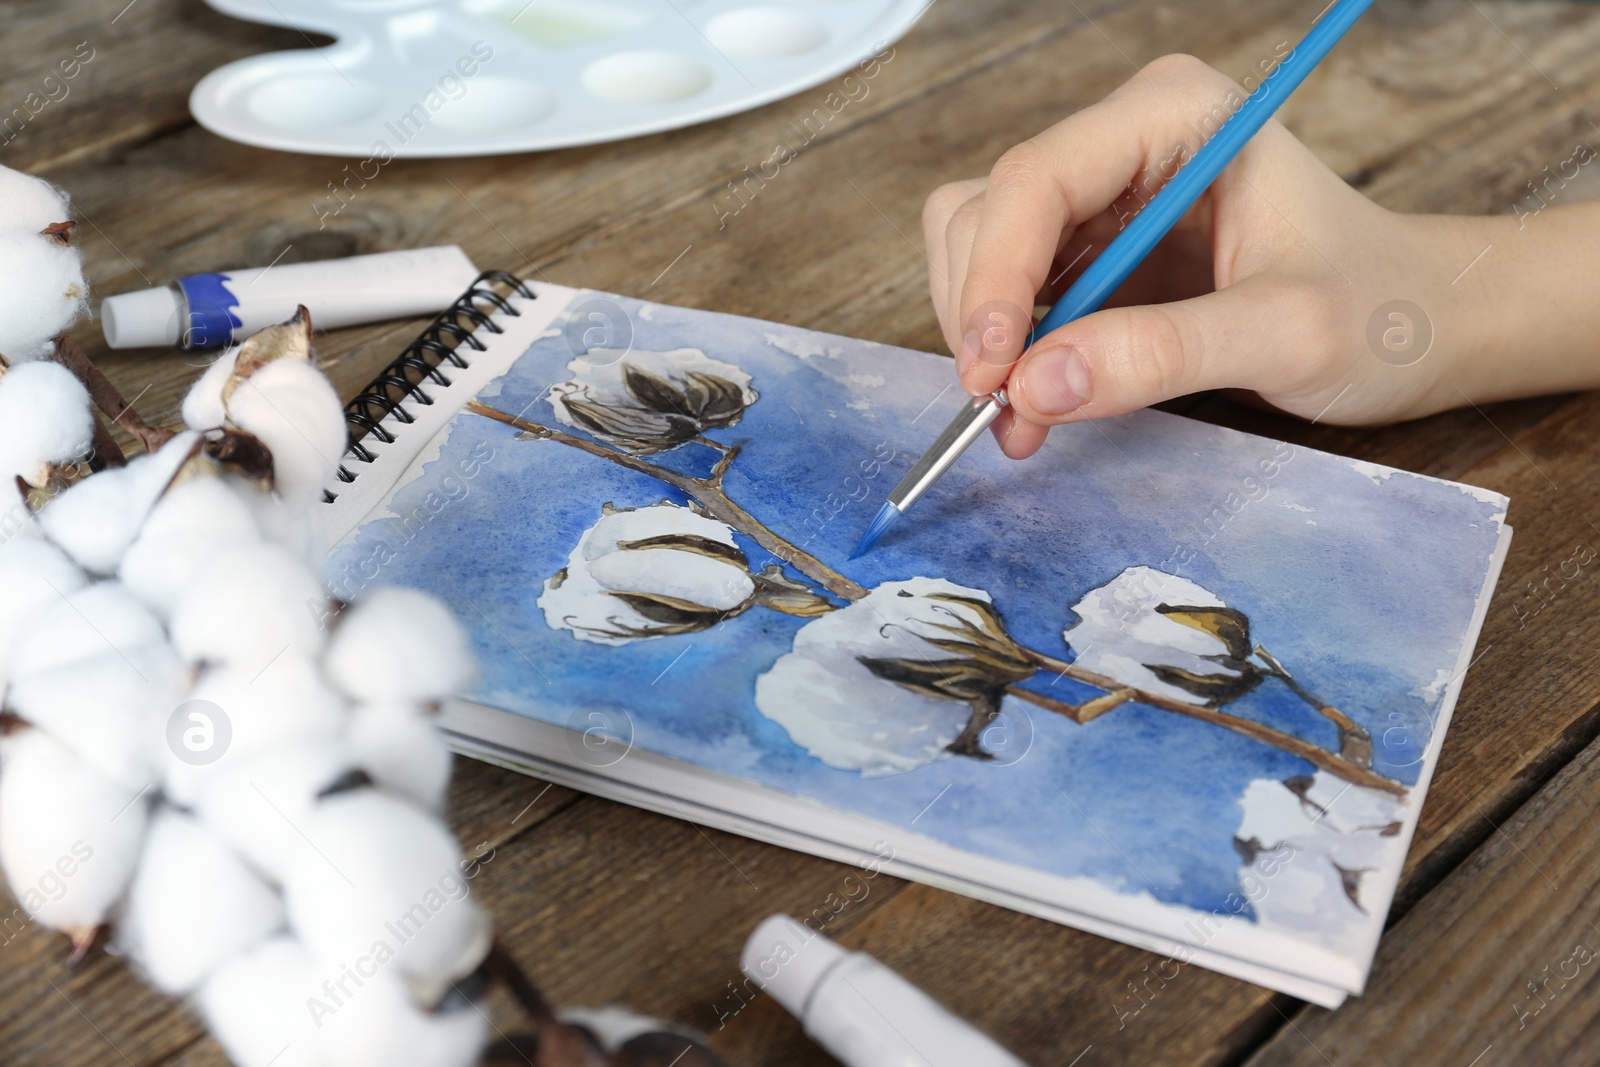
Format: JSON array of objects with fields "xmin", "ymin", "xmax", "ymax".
[{"xmin": 992, "ymin": 410, "xmax": 1049, "ymax": 459}]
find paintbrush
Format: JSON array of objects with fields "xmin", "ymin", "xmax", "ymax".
[{"xmin": 851, "ymin": 0, "xmax": 1376, "ymax": 559}]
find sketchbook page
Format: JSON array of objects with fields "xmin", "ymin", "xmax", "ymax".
[
  {"xmin": 438, "ymin": 698, "xmax": 1354, "ymax": 1009},
  {"xmin": 322, "ymin": 283, "xmax": 577, "ymax": 547},
  {"xmin": 326, "ymin": 282, "xmax": 1510, "ymax": 993}
]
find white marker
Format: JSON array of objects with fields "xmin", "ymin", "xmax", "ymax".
[
  {"xmin": 742, "ymin": 914, "xmax": 1029, "ymax": 1067},
  {"xmin": 101, "ymin": 245, "xmax": 479, "ymax": 349}
]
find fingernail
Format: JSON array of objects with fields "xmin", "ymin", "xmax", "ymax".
[
  {"xmin": 957, "ymin": 331, "xmax": 981, "ymax": 379},
  {"xmin": 1025, "ymin": 347, "xmax": 1090, "ymax": 415}
]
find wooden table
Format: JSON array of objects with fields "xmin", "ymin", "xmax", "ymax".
[{"xmin": 6, "ymin": 1, "xmax": 1600, "ymax": 1063}]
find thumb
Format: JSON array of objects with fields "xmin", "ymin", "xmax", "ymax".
[{"xmin": 1007, "ymin": 278, "xmax": 1318, "ymax": 424}]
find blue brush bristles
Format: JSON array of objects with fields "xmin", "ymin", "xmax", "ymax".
[{"xmin": 850, "ymin": 502, "xmax": 901, "ymax": 559}]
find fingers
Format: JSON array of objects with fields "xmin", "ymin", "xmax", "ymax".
[
  {"xmin": 1007, "ymin": 276, "xmax": 1330, "ymax": 426},
  {"xmin": 921, "ymin": 177, "xmax": 986, "ymax": 351},
  {"xmin": 956, "ymin": 54, "xmax": 1249, "ymax": 397}
]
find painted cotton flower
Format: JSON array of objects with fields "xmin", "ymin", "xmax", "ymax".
[
  {"xmin": 1233, "ymin": 770, "xmax": 1405, "ymax": 944},
  {"xmin": 547, "ymin": 348, "xmax": 756, "ymax": 454},
  {"xmin": 539, "ymin": 501, "xmax": 757, "ymax": 645},
  {"xmin": 1063, "ymin": 566, "xmax": 1260, "ymax": 707},
  {"xmin": 754, "ymin": 578, "xmax": 1036, "ymax": 777}
]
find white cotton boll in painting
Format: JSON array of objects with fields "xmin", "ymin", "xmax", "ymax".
[
  {"xmin": 539, "ymin": 502, "xmax": 756, "ymax": 646},
  {"xmin": 0, "ymin": 360, "xmax": 93, "ymax": 485},
  {"xmin": 547, "ymin": 347, "xmax": 757, "ymax": 455},
  {"xmin": 180, "ymin": 347, "xmax": 239, "ymax": 432},
  {"xmin": 224, "ymin": 358, "xmax": 348, "ymax": 502},
  {"xmin": 197, "ymin": 935, "xmax": 326, "ymax": 1067},
  {"xmin": 0, "ymin": 166, "xmax": 71, "ymax": 233},
  {"xmin": 0, "ymin": 230, "xmax": 87, "ymax": 363},
  {"xmin": 346, "ymin": 703, "xmax": 453, "ymax": 812},
  {"xmin": 324, "ymin": 586, "xmax": 475, "ymax": 704},
  {"xmin": 317, "ymin": 968, "xmax": 489, "ymax": 1067},
  {"xmin": 120, "ymin": 808, "xmax": 285, "ymax": 995},
  {"xmin": 1063, "ymin": 566, "xmax": 1260, "ymax": 707},
  {"xmin": 755, "ymin": 578, "xmax": 1035, "ymax": 777},
  {"xmin": 37, "ymin": 431, "xmax": 200, "ymax": 575},
  {"xmin": 194, "ymin": 739, "xmax": 356, "ymax": 885},
  {"xmin": 161, "ymin": 656, "xmax": 345, "ymax": 806},
  {"xmin": 9, "ymin": 581, "xmax": 164, "ymax": 679},
  {"xmin": 282, "ymin": 790, "xmax": 489, "ymax": 989},
  {"xmin": 1233, "ymin": 771, "xmax": 1407, "ymax": 945},
  {"xmin": 169, "ymin": 542, "xmax": 331, "ymax": 675},
  {"xmin": 6, "ymin": 643, "xmax": 188, "ymax": 791},
  {"xmin": 120, "ymin": 476, "xmax": 262, "ymax": 618},
  {"xmin": 0, "ymin": 537, "xmax": 86, "ymax": 690},
  {"xmin": 0, "ymin": 729, "xmax": 149, "ymax": 942}
]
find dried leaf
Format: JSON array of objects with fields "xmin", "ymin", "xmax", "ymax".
[
  {"xmin": 751, "ymin": 565, "xmax": 834, "ymax": 617},
  {"xmin": 858, "ymin": 654, "xmax": 1018, "ymax": 704},
  {"xmin": 1144, "ymin": 662, "xmax": 1261, "ymax": 706},
  {"xmin": 616, "ymin": 533, "xmax": 748, "ymax": 568},
  {"xmin": 40, "ymin": 220, "xmax": 76, "ymax": 246},
  {"xmin": 221, "ymin": 306, "xmax": 313, "ymax": 409},
  {"xmin": 1155, "ymin": 604, "xmax": 1253, "ymax": 660},
  {"xmin": 623, "ymin": 364, "xmax": 689, "ymax": 415}
]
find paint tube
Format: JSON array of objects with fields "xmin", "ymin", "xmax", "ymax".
[
  {"xmin": 742, "ymin": 914, "xmax": 1030, "ymax": 1067},
  {"xmin": 100, "ymin": 245, "xmax": 479, "ymax": 349}
]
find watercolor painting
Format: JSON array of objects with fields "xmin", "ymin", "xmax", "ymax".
[{"xmin": 327, "ymin": 290, "xmax": 1507, "ymax": 961}]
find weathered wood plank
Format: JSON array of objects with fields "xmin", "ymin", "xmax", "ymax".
[{"xmin": 0, "ymin": 0, "xmax": 317, "ymax": 173}]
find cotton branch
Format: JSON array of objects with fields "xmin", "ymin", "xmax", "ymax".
[
  {"xmin": 467, "ymin": 401, "xmax": 867, "ymax": 601},
  {"xmin": 1017, "ymin": 649, "xmax": 1407, "ymax": 797}
]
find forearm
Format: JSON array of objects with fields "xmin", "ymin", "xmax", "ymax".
[{"xmin": 1423, "ymin": 203, "xmax": 1600, "ymax": 406}]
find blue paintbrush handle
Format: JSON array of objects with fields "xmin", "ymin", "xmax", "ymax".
[{"xmin": 1026, "ymin": 0, "xmax": 1375, "ymax": 346}]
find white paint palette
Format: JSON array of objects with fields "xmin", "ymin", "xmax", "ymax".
[{"xmin": 191, "ymin": 0, "xmax": 927, "ymax": 157}]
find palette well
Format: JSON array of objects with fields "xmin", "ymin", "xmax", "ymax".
[{"xmin": 191, "ymin": 0, "xmax": 927, "ymax": 157}]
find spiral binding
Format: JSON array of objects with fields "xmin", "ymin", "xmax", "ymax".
[{"xmin": 325, "ymin": 270, "xmax": 534, "ymax": 502}]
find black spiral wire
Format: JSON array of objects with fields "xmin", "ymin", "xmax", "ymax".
[{"xmin": 325, "ymin": 271, "xmax": 534, "ymax": 502}]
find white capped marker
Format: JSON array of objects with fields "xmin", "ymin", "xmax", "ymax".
[
  {"xmin": 742, "ymin": 914, "xmax": 1029, "ymax": 1067},
  {"xmin": 100, "ymin": 245, "xmax": 480, "ymax": 350}
]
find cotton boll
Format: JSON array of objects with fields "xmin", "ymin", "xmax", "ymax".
[
  {"xmin": 161, "ymin": 656, "xmax": 345, "ymax": 806},
  {"xmin": 325, "ymin": 587, "xmax": 476, "ymax": 704},
  {"xmin": 38, "ymin": 431, "xmax": 200, "ymax": 574},
  {"xmin": 318, "ymin": 967, "xmax": 488, "ymax": 1067},
  {"xmin": 120, "ymin": 476, "xmax": 262, "ymax": 618},
  {"xmin": 170, "ymin": 542, "xmax": 330, "ymax": 674},
  {"xmin": 283, "ymin": 790, "xmax": 489, "ymax": 989},
  {"xmin": 181, "ymin": 348, "xmax": 239, "ymax": 432},
  {"xmin": 223, "ymin": 358, "xmax": 347, "ymax": 502},
  {"xmin": 197, "ymin": 935, "xmax": 326, "ymax": 1067},
  {"xmin": 0, "ymin": 360, "xmax": 93, "ymax": 485},
  {"xmin": 239, "ymin": 482, "xmax": 330, "ymax": 563},
  {"xmin": 7, "ymin": 643, "xmax": 187, "ymax": 790},
  {"xmin": 0, "ymin": 166, "xmax": 71, "ymax": 233},
  {"xmin": 194, "ymin": 738, "xmax": 355, "ymax": 884},
  {"xmin": 0, "ymin": 729, "xmax": 149, "ymax": 940},
  {"xmin": 120, "ymin": 808, "xmax": 284, "ymax": 994},
  {"xmin": 0, "ymin": 230, "xmax": 87, "ymax": 363},
  {"xmin": 346, "ymin": 703, "xmax": 452, "ymax": 812},
  {"xmin": 0, "ymin": 537, "xmax": 86, "ymax": 690},
  {"xmin": 9, "ymin": 581, "xmax": 163, "ymax": 679}
]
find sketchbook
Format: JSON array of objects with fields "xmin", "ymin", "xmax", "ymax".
[{"xmin": 321, "ymin": 273, "xmax": 1510, "ymax": 1009}]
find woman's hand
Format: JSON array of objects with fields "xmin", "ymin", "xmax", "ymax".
[{"xmin": 923, "ymin": 53, "xmax": 1515, "ymax": 458}]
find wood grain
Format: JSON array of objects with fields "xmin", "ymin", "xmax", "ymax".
[{"xmin": 6, "ymin": 0, "xmax": 1600, "ymax": 1065}]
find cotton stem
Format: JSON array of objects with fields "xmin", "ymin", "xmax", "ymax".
[
  {"xmin": 467, "ymin": 401, "xmax": 867, "ymax": 601},
  {"xmin": 1021, "ymin": 649, "xmax": 1406, "ymax": 797},
  {"xmin": 50, "ymin": 333, "xmax": 175, "ymax": 456}
]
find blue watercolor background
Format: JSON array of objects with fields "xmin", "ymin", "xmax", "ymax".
[{"xmin": 328, "ymin": 292, "xmax": 1506, "ymax": 922}]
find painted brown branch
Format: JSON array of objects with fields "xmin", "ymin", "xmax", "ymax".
[
  {"xmin": 1022, "ymin": 649, "xmax": 1407, "ymax": 797},
  {"xmin": 1255, "ymin": 644, "xmax": 1374, "ymax": 768},
  {"xmin": 51, "ymin": 333, "xmax": 176, "ymax": 455},
  {"xmin": 467, "ymin": 401, "xmax": 867, "ymax": 601}
]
